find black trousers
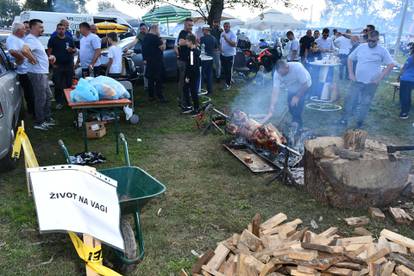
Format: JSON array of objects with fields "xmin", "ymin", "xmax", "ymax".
[
  {"xmin": 220, "ymin": 55, "xmax": 234, "ymax": 86},
  {"xmin": 183, "ymin": 73, "xmax": 200, "ymax": 111},
  {"xmin": 400, "ymin": 80, "xmax": 414, "ymax": 114},
  {"xmin": 18, "ymin": 74, "xmax": 35, "ymax": 115},
  {"xmin": 53, "ymin": 64, "xmax": 73, "ymax": 104},
  {"xmin": 288, "ymin": 93, "xmax": 306, "ymax": 127}
]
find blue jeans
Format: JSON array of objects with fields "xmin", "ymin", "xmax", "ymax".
[
  {"xmin": 400, "ymin": 80, "xmax": 414, "ymax": 114},
  {"xmin": 342, "ymin": 82, "xmax": 378, "ymax": 124},
  {"xmin": 201, "ymin": 60, "xmax": 213, "ymax": 94}
]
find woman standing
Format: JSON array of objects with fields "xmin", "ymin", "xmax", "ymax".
[{"xmin": 398, "ymin": 44, "xmax": 414, "ymax": 119}]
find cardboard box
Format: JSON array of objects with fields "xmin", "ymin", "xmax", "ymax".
[{"xmin": 86, "ymin": 121, "xmax": 106, "ymax": 139}]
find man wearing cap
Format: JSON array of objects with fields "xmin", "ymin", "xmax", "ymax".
[{"xmin": 200, "ymin": 25, "xmax": 218, "ymax": 95}]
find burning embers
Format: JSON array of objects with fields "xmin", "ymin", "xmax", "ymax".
[{"xmin": 226, "ymin": 111, "xmax": 286, "ymax": 154}]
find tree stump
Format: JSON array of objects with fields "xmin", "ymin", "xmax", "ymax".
[
  {"xmin": 304, "ymin": 137, "xmax": 412, "ymax": 208},
  {"xmin": 343, "ymin": 130, "xmax": 368, "ymax": 151}
]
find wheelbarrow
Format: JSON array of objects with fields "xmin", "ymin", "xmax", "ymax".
[{"xmin": 58, "ymin": 134, "xmax": 166, "ymax": 273}]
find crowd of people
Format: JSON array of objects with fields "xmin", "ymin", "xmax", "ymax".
[{"xmin": 4, "ymin": 17, "xmax": 414, "ymax": 132}]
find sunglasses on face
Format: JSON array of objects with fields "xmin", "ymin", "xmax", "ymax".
[{"xmin": 367, "ymin": 39, "xmax": 378, "ymax": 43}]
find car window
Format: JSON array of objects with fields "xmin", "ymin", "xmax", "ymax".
[
  {"xmin": 166, "ymin": 39, "xmax": 175, "ymax": 50},
  {"xmin": 0, "ymin": 48, "xmax": 8, "ymax": 75}
]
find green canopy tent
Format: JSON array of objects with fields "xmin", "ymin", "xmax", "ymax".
[{"xmin": 142, "ymin": 5, "xmax": 191, "ymax": 35}]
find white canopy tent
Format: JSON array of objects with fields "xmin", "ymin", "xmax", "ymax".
[
  {"xmin": 190, "ymin": 10, "xmax": 235, "ymax": 24},
  {"xmin": 245, "ymin": 9, "xmax": 305, "ymax": 31},
  {"xmin": 96, "ymin": 8, "xmax": 136, "ymax": 21}
]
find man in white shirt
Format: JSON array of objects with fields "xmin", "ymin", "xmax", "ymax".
[
  {"xmin": 286, "ymin": 31, "xmax": 299, "ymax": 62},
  {"xmin": 220, "ymin": 22, "xmax": 237, "ymax": 90},
  {"xmin": 263, "ymin": 60, "xmax": 312, "ymax": 127},
  {"xmin": 340, "ymin": 31, "xmax": 395, "ymax": 128},
  {"xmin": 334, "ymin": 29, "xmax": 353, "ymax": 80},
  {"xmin": 105, "ymin": 32, "xmax": 122, "ymax": 76},
  {"xmin": 6, "ymin": 22, "xmax": 35, "ymax": 117},
  {"xmin": 77, "ymin": 22, "xmax": 102, "ymax": 77},
  {"xmin": 22, "ymin": 19, "xmax": 56, "ymax": 131}
]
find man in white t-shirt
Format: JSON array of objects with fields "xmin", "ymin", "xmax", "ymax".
[
  {"xmin": 77, "ymin": 22, "xmax": 102, "ymax": 77},
  {"xmin": 263, "ymin": 60, "xmax": 312, "ymax": 127},
  {"xmin": 105, "ymin": 32, "xmax": 122, "ymax": 76},
  {"xmin": 334, "ymin": 29, "xmax": 353, "ymax": 80},
  {"xmin": 340, "ymin": 31, "xmax": 395, "ymax": 128},
  {"xmin": 6, "ymin": 22, "xmax": 35, "ymax": 117},
  {"xmin": 286, "ymin": 31, "xmax": 300, "ymax": 62},
  {"xmin": 22, "ymin": 19, "xmax": 56, "ymax": 131},
  {"xmin": 220, "ymin": 22, "xmax": 237, "ymax": 90}
]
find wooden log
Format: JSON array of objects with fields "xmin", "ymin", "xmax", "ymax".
[
  {"xmin": 368, "ymin": 207, "xmax": 385, "ymax": 220},
  {"xmin": 380, "ymin": 230, "xmax": 414, "ymax": 250},
  {"xmin": 354, "ymin": 227, "xmax": 373, "ymax": 237},
  {"xmin": 388, "ymin": 253, "xmax": 414, "ymax": 271},
  {"xmin": 263, "ymin": 219, "xmax": 303, "ymax": 236},
  {"xmin": 365, "ymin": 247, "xmax": 391, "ymax": 263},
  {"xmin": 206, "ymin": 243, "xmax": 230, "ymax": 271},
  {"xmin": 239, "ymin": 229, "xmax": 262, "ymax": 252},
  {"xmin": 334, "ymin": 262, "xmax": 363, "ymax": 270},
  {"xmin": 237, "ymin": 254, "xmax": 260, "ymax": 276},
  {"xmin": 192, "ymin": 249, "xmax": 215, "ymax": 274},
  {"xmin": 389, "ymin": 208, "xmax": 413, "ymax": 224},
  {"xmin": 343, "ymin": 129, "xmax": 367, "ymax": 151},
  {"xmin": 337, "ymin": 236, "xmax": 373, "ymax": 246},
  {"xmin": 326, "ymin": 267, "xmax": 353, "ymax": 275},
  {"xmin": 202, "ymin": 265, "xmax": 226, "ymax": 276},
  {"xmin": 252, "ymin": 213, "xmax": 261, "ymax": 238},
  {"xmin": 304, "ymin": 137, "xmax": 412, "ymax": 208},
  {"xmin": 344, "ymin": 217, "xmax": 370, "ymax": 227},
  {"xmin": 287, "ymin": 249, "xmax": 319, "ymax": 261},
  {"xmin": 260, "ymin": 213, "xmax": 287, "ymax": 231},
  {"xmin": 395, "ymin": 265, "xmax": 414, "ymax": 276},
  {"xmin": 319, "ymin": 227, "xmax": 338, "ymax": 238},
  {"xmin": 301, "ymin": 242, "xmax": 344, "ymax": 254},
  {"xmin": 381, "ymin": 261, "xmax": 396, "ymax": 276}
]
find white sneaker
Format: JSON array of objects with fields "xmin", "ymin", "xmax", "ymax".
[
  {"xmin": 34, "ymin": 122, "xmax": 49, "ymax": 131},
  {"xmin": 44, "ymin": 118, "xmax": 56, "ymax": 127}
]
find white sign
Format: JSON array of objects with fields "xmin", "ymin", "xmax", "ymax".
[{"xmin": 28, "ymin": 165, "xmax": 125, "ymax": 251}]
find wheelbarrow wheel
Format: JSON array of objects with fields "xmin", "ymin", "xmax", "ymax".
[{"xmin": 115, "ymin": 217, "xmax": 137, "ymax": 273}]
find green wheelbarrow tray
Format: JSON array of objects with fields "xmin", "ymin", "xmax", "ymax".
[{"xmin": 58, "ymin": 135, "xmax": 166, "ymax": 267}]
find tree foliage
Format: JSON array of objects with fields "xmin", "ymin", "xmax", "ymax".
[
  {"xmin": 0, "ymin": 0, "xmax": 21, "ymax": 26},
  {"xmin": 322, "ymin": 0, "xmax": 410, "ymax": 32},
  {"xmin": 97, "ymin": 1, "xmax": 115, "ymax": 12},
  {"xmin": 23, "ymin": 0, "xmax": 87, "ymax": 13}
]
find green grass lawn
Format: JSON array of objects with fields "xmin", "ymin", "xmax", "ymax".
[{"xmin": 0, "ymin": 75, "xmax": 413, "ymax": 276}]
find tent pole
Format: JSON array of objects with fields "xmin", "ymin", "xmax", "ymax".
[{"xmin": 167, "ymin": 17, "xmax": 170, "ymax": 35}]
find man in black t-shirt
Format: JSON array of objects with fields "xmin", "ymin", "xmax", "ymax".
[
  {"xmin": 142, "ymin": 24, "xmax": 166, "ymax": 102},
  {"xmin": 175, "ymin": 18, "xmax": 193, "ymax": 108},
  {"xmin": 47, "ymin": 23, "xmax": 76, "ymax": 109},
  {"xmin": 299, "ymin": 30, "xmax": 314, "ymax": 64},
  {"xmin": 200, "ymin": 25, "xmax": 218, "ymax": 95}
]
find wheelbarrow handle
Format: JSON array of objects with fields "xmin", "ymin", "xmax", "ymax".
[{"xmin": 118, "ymin": 133, "xmax": 131, "ymax": 167}]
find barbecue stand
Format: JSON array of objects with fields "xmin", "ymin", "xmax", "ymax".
[{"xmin": 195, "ymin": 104, "xmax": 229, "ymax": 135}]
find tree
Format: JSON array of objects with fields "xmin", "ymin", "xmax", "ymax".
[
  {"xmin": 98, "ymin": 1, "xmax": 115, "ymax": 12},
  {"xmin": 0, "ymin": 0, "xmax": 21, "ymax": 26},
  {"xmin": 23, "ymin": 0, "xmax": 87, "ymax": 13},
  {"xmin": 125, "ymin": 0, "xmax": 290, "ymax": 25}
]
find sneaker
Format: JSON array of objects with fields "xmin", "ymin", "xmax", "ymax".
[
  {"xmin": 181, "ymin": 106, "xmax": 193, "ymax": 114},
  {"xmin": 55, "ymin": 103, "xmax": 64, "ymax": 110},
  {"xmin": 44, "ymin": 118, "xmax": 56, "ymax": 127},
  {"xmin": 223, "ymin": 84, "xmax": 231, "ymax": 91},
  {"xmin": 33, "ymin": 122, "xmax": 49, "ymax": 131},
  {"xmin": 400, "ymin": 113, "xmax": 409, "ymax": 119}
]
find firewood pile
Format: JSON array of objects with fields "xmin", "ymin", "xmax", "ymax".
[{"xmin": 190, "ymin": 213, "xmax": 414, "ymax": 276}]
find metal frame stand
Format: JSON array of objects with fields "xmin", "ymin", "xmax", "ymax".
[{"xmin": 266, "ymin": 146, "xmax": 298, "ymax": 186}]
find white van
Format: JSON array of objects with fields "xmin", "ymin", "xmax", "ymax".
[{"xmin": 18, "ymin": 11, "xmax": 134, "ymax": 47}]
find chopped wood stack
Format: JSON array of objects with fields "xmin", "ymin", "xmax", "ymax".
[{"xmin": 192, "ymin": 213, "xmax": 414, "ymax": 276}]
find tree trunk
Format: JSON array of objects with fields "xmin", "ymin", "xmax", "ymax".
[{"xmin": 208, "ymin": 0, "xmax": 224, "ymax": 26}]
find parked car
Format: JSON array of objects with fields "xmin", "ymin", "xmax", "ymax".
[{"xmin": 0, "ymin": 46, "xmax": 23, "ymax": 172}]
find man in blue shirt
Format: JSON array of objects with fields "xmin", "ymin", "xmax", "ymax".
[
  {"xmin": 398, "ymin": 44, "xmax": 414, "ymax": 119},
  {"xmin": 220, "ymin": 22, "xmax": 237, "ymax": 90},
  {"xmin": 200, "ymin": 25, "xmax": 218, "ymax": 95}
]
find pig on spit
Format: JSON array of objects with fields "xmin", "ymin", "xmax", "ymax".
[{"xmin": 227, "ymin": 111, "xmax": 286, "ymax": 153}]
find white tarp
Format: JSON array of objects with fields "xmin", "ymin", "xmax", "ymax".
[
  {"xmin": 245, "ymin": 9, "xmax": 305, "ymax": 31},
  {"xmin": 27, "ymin": 165, "xmax": 124, "ymax": 251}
]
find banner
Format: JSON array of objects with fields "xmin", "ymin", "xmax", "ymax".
[{"xmin": 27, "ymin": 165, "xmax": 124, "ymax": 251}]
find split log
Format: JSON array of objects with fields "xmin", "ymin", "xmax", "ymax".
[{"xmin": 343, "ymin": 129, "xmax": 368, "ymax": 151}]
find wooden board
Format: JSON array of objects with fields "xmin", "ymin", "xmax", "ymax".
[{"xmin": 223, "ymin": 144, "xmax": 277, "ymax": 173}]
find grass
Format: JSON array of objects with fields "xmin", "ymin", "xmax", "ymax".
[{"xmin": 0, "ymin": 72, "xmax": 414, "ymax": 276}]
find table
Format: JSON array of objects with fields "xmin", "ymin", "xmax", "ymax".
[
  {"xmin": 308, "ymin": 61, "xmax": 341, "ymax": 101},
  {"xmin": 64, "ymin": 89, "xmax": 132, "ymax": 153}
]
